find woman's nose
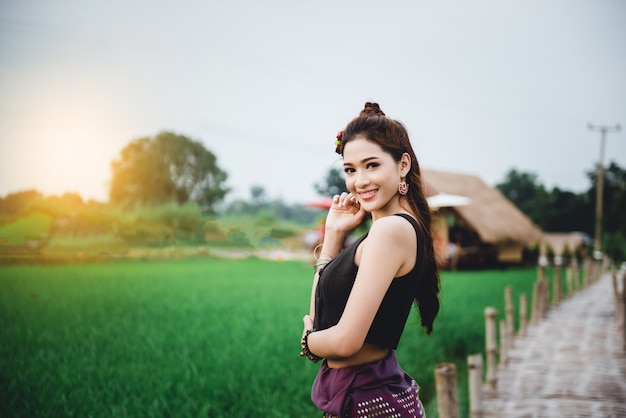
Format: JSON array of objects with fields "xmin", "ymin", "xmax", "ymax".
[{"xmin": 355, "ymin": 170, "xmax": 369, "ymax": 188}]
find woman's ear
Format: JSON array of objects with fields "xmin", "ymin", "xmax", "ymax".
[{"xmin": 399, "ymin": 153, "xmax": 411, "ymax": 177}]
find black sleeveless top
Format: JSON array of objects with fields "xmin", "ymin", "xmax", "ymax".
[{"xmin": 313, "ymin": 213, "xmax": 423, "ymax": 349}]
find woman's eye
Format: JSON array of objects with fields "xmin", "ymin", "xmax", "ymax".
[
  {"xmin": 366, "ymin": 163, "xmax": 379, "ymax": 169},
  {"xmin": 344, "ymin": 168, "xmax": 355, "ymax": 174}
]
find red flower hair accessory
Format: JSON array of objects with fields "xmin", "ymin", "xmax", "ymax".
[{"xmin": 334, "ymin": 130, "xmax": 344, "ymax": 154}]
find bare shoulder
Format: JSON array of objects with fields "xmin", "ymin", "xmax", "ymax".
[
  {"xmin": 361, "ymin": 215, "xmax": 417, "ymax": 274},
  {"xmin": 368, "ymin": 214, "xmax": 417, "ymax": 244}
]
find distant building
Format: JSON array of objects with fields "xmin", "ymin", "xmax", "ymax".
[
  {"xmin": 423, "ymin": 169, "xmax": 543, "ymax": 269},
  {"xmin": 540, "ymin": 232, "xmax": 589, "ymax": 264}
]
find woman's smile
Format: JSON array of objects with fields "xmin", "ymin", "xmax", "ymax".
[{"xmin": 358, "ymin": 189, "xmax": 378, "ymax": 200}]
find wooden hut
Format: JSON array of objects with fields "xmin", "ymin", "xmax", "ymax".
[
  {"xmin": 540, "ymin": 232, "xmax": 589, "ymax": 263},
  {"xmin": 423, "ymin": 169, "xmax": 543, "ymax": 268}
]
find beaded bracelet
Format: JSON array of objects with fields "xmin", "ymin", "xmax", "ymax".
[{"xmin": 300, "ymin": 329, "xmax": 322, "ymax": 362}]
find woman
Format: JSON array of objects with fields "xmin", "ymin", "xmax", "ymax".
[{"xmin": 301, "ymin": 102, "xmax": 440, "ymax": 417}]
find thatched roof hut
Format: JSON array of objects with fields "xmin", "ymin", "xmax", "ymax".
[
  {"xmin": 540, "ymin": 232, "xmax": 588, "ymax": 258},
  {"xmin": 422, "ymin": 169, "xmax": 543, "ymax": 266},
  {"xmin": 423, "ymin": 169, "xmax": 543, "ymax": 244}
]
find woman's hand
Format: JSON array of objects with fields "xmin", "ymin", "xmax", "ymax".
[{"xmin": 324, "ymin": 193, "xmax": 366, "ymax": 233}]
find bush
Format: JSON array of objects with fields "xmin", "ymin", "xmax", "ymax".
[{"xmin": 0, "ymin": 212, "xmax": 53, "ymax": 247}]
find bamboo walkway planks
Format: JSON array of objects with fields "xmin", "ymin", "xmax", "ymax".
[{"xmin": 481, "ymin": 272, "xmax": 626, "ymax": 418}]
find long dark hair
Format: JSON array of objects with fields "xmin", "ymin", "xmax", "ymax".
[{"xmin": 337, "ymin": 102, "xmax": 440, "ymax": 334}]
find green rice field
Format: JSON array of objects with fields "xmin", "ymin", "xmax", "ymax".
[{"xmin": 0, "ymin": 258, "xmax": 566, "ymax": 417}]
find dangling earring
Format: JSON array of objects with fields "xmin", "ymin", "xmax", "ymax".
[{"xmin": 398, "ymin": 179, "xmax": 409, "ymax": 196}]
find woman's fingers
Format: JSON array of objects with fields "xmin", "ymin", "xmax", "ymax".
[
  {"xmin": 303, "ymin": 314, "xmax": 314, "ymax": 329},
  {"xmin": 333, "ymin": 192, "xmax": 359, "ymax": 208}
]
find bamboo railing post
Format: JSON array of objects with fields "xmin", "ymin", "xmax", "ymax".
[
  {"xmin": 484, "ymin": 307, "xmax": 498, "ymax": 389},
  {"xmin": 612, "ymin": 272, "xmax": 621, "ymax": 323},
  {"xmin": 553, "ymin": 256, "xmax": 562, "ymax": 304},
  {"xmin": 531, "ymin": 279, "xmax": 539, "ymax": 324},
  {"xmin": 591, "ymin": 257, "xmax": 599, "ymax": 283},
  {"xmin": 499, "ymin": 319, "xmax": 508, "ymax": 365},
  {"xmin": 532, "ymin": 264, "xmax": 549, "ymax": 323},
  {"xmin": 589, "ymin": 257, "xmax": 596, "ymax": 284},
  {"xmin": 621, "ymin": 272, "xmax": 626, "ymax": 352},
  {"xmin": 615, "ymin": 271, "xmax": 626, "ymax": 352},
  {"xmin": 572, "ymin": 257, "xmax": 580, "ymax": 291},
  {"xmin": 566, "ymin": 262, "xmax": 574, "ymax": 295},
  {"xmin": 538, "ymin": 260, "xmax": 546, "ymax": 281},
  {"xmin": 597, "ymin": 257, "xmax": 604, "ymax": 282},
  {"xmin": 434, "ymin": 363, "xmax": 459, "ymax": 418},
  {"xmin": 519, "ymin": 293, "xmax": 528, "ymax": 337},
  {"xmin": 532, "ymin": 266, "xmax": 542, "ymax": 323},
  {"xmin": 467, "ymin": 354, "xmax": 483, "ymax": 418},
  {"xmin": 601, "ymin": 256, "xmax": 609, "ymax": 280},
  {"xmin": 504, "ymin": 286, "xmax": 514, "ymax": 338},
  {"xmin": 542, "ymin": 267, "xmax": 550, "ymax": 317},
  {"xmin": 583, "ymin": 258, "xmax": 591, "ymax": 288}
]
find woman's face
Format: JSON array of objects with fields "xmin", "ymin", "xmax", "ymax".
[{"xmin": 342, "ymin": 136, "xmax": 409, "ymax": 219}]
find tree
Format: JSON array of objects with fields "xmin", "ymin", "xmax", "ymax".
[
  {"xmin": 109, "ymin": 131, "xmax": 229, "ymax": 213},
  {"xmin": 496, "ymin": 169, "xmax": 590, "ymax": 233},
  {"xmin": 0, "ymin": 189, "xmax": 43, "ymax": 217},
  {"xmin": 542, "ymin": 188, "xmax": 590, "ymax": 233},
  {"xmin": 250, "ymin": 185, "xmax": 268, "ymax": 208},
  {"xmin": 496, "ymin": 169, "xmax": 550, "ymax": 227},
  {"xmin": 314, "ymin": 167, "xmax": 348, "ymax": 197},
  {"xmin": 496, "ymin": 162, "xmax": 626, "ymax": 262}
]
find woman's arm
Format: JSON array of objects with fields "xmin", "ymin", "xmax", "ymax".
[
  {"xmin": 305, "ymin": 216, "xmax": 417, "ymax": 359},
  {"xmin": 308, "ymin": 228, "xmax": 346, "ymax": 318},
  {"xmin": 308, "ymin": 193, "xmax": 366, "ymax": 319}
]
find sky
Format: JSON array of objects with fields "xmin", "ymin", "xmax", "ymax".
[{"xmin": 1, "ymin": 0, "xmax": 625, "ymax": 205}]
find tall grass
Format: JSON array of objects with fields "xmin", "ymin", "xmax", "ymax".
[
  {"xmin": 1, "ymin": 259, "xmax": 316, "ymax": 417},
  {"xmin": 0, "ymin": 260, "xmax": 551, "ymax": 417}
]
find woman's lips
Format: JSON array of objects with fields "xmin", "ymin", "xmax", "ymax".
[{"xmin": 358, "ymin": 189, "xmax": 378, "ymax": 200}]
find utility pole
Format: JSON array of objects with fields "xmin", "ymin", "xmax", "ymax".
[{"xmin": 587, "ymin": 123, "xmax": 621, "ymax": 255}]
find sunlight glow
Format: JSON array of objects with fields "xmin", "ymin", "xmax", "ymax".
[{"xmin": 6, "ymin": 74, "xmax": 134, "ymax": 201}]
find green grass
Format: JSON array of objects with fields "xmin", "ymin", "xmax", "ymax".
[
  {"xmin": 0, "ymin": 212, "xmax": 53, "ymax": 246},
  {"xmin": 45, "ymin": 233, "xmax": 127, "ymax": 253},
  {"xmin": 0, "ymin": 260, "xmax": 571, "ymax": 417}
]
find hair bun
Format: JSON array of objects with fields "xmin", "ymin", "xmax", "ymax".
[{"xmin": 362, "ymin": 102, "xmax": 385, "ymax": 116}]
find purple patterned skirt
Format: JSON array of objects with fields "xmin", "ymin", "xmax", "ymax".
[{"xmin": 311, "ymin": 351, "xmax": 425, "ymax": 417}]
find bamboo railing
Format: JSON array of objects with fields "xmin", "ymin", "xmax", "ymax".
[{"xmin": 432, "ymin": 256, "xmax": 624, "ymax": 417}]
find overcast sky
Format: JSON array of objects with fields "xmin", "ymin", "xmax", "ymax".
[{"xmin": 1, "ymin": 0, "xmax": 624, "ymax": 205}]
